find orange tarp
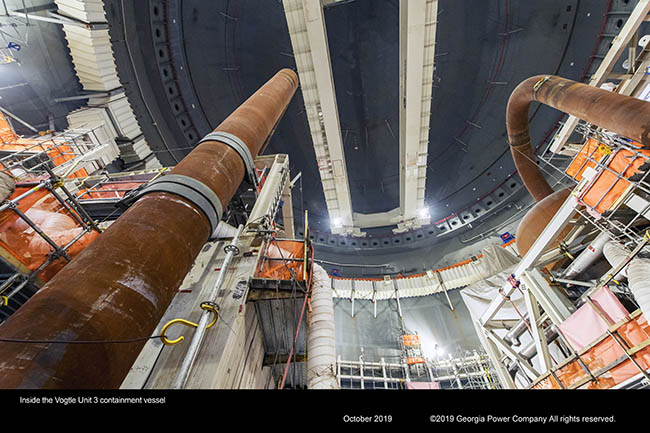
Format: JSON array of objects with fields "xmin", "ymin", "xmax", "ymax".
[
  {"xmin": 0, "ymin": 112, "xmax": 17, "ymax": 145},
  {"xmin": 0, "ymin": 112, "xmax": 88, "ymax": 179},
  {"xmin": 533, "ymin": 313, "xmax": 650, "ymax": 389},
  {"xmin": 565, "ymin": 138, "xmax": 608, "ymax": 181},
  {"xmin": 0, "ymin": 186, "xmax": 99, "ymax": 281},
  {"xmin": 581, "ymin": 147, "xmax": 650, "ymax": 214},
  {"xmin": 255, "ymin": 240, "xmax": 306, "ymax": 281},
  {"xmin": 46, "ymin": 145, "xmax": 88, "ymax": 179},
  {"xmin": 567, "ymin": 138, "xmax": 650, "ymax": 214},
  {"xmin": 402, "ymin": 335, "xmax": 421, "ymax": 346}
]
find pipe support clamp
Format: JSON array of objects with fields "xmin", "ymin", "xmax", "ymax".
[
  {"xmin": 198, "ymin": 131, "xmax": 258, "ymax": 188},
  {"xmin": 131, "ymin": 174, "xmax": 224, "ymax": 239}
]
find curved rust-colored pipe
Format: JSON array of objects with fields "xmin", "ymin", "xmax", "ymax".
[
  {"xmin": 508, "ymin": 74, "xmax": 650, "ymax": 202},
  {"xmin": 508, "ymin": 75, "xmax": 650, "ymax": 256},
  {"xmin": 0, "ymin": 69, "xmax": 298, "ymax": 389}
]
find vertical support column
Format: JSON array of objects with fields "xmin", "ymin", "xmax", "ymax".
[
  {"xmin": 371, "ymin": 280, "xmax": 377, "ymax": 319},
  {"xmin": 359, "ymin": 354, "xmax": 364, "ymax": 390},
  {"xmin": 403, "ymin": 358, "xmax": 410, "ymax": 383},
  {"xmin": 449, "ymin": 354, "xmax": 463, "ymax": 389},
  {"xmin": 381, "ymin": 357, "xmax": 388, "ymax": 389},
  {"xmin": 472, "ymin": 320, "xmax": 516, "ymax": 389},
  {"xmin": 392, "ymin": 277, "xmax": 405, "ymax": 331},
  {"xmin": 521, "ymin": 269, "xmax": 574, "ymax": 326},
  {"xmin": 337, "ymin": 354, "xmax": 342, "ymax": 388},
  {"xmin": 281, "ymin": 174, "xmax": 295, "ymax": 238},
  {"xmin": 350, "ymin": 279, "xmax": 356, "ymax": 318},
  {"xmin": 522, "ymin": 286, "xmax": 554, "ymax": 373}
]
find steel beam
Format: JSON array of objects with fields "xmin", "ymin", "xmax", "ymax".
[
  {"xmin": 521, "ymin": 287, "xmax": 553, "ymax": 373},
  {"xmin": 283, "ymin": 0, "xmax": 355, "ymax": 235},
  {"xmin": 521, "ymin": 269, "xmax": 574, "ymax": 326},
  {"xmin": 472, "ymin": 320, "xmax": 516, "ymax": 389},
  {"xmin": 479, "ymin": 192, "xmax": 578, "ymax": 326},
  {"xmin": 397, "ymin": 0, "xmax": 437, "ymax": 232},
  {"xmin": 486, "ymin": 329, "xmax": 540, "ymax": 381},
  {"xmin": 247, "ymin": 154, "xmax": 290, "ymax": 232}
]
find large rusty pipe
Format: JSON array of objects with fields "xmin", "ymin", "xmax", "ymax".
[
  {"xmin": 508, "ymin": 75, "xmax": 650, "ymax": 202},
  {"xmin": 0, "ymin": 69, "xmax": 298, "ymax": 389},
  {"xmin": 508, "ymin": 75, "xmax": 650, "ymax": 256}
]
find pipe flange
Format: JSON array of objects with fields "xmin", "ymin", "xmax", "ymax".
[
  {"xmin": 198, "ymin": 131, "xmax": 258, "ymax": 189},
  {"xmin": 224, "ymin": 244, "xmax": 240, "ymax": 256},
  {"xmin": 128, "ymin": 174, "xmax": 224, "ymax": 239}
]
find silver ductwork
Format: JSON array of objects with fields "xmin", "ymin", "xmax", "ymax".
[{"xmin": 307, "ymin": 263, "xmax": 339, "ymax": 389}]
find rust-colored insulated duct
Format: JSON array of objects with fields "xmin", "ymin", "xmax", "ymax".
[
  {"xmin": 508, "ymin": 75, "xmax": 650, "ymax": 256},
  {"xmin": 0, "ymin": 69, "xmax": 298, "ymax": 389}
]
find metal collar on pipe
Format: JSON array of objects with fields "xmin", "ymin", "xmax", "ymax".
[
  {"xmin": 130, "ymin": 174, "xmax": 224, "ymax": 238},
  {"xmin": 197, "ymin": 131, "xmax": 258, "ymax": 189}
]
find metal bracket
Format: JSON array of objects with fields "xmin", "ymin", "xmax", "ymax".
[
  {"xmin": 224, "ymin": 244, "xmax": 240, "ymax": 256},
  {"xmin": 198, "ymin": 131, "xmax": 258, "ymax": 189},
  {"xmin": 124, "ymin": 174, "xmax": 223, "ymax": 239}
]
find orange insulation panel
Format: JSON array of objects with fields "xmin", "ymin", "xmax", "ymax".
[
  {"xmin": 0, "ymin": 187, "xmax": 98, "ymax": 281},
  {"xmin": 567, "ymin": 138, "xmax": 650, "ymax": 214},
  {"xmin": 255, "ymin": 240, "xmax": 306, "ymax": 281}
]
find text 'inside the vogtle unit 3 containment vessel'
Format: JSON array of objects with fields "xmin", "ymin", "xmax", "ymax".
[{"xmin": 19, "ymin": 396, "xmax": 166, "ymax": 406}]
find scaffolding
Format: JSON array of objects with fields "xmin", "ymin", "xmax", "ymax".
[
  {"xmin": 0, "ymin": 124, "xmax": 119, "ymax": 182},
  {"xmin": 473, "ymin": 0, "xmax": 650, "ymax": 389},
  {"xmin": 0, "ymin": 119, "xmax": 125, "ymax": 322},
  {"xmin": 400, "ymin": 332, "xmax": 429, "ymax": 380},
  {"xmin": 335, "ymin": 350, "xmax": 500, "ymax": 390},
  {"xmin": 0, "ymin": 166, "xmax": 101, "ymax": 321}
]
